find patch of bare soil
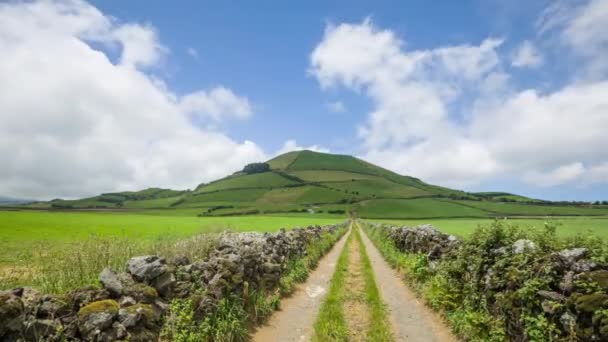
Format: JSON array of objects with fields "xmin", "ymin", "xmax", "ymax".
[{"xmin": 343, "ymin": 232, "xmax": 370, "ymax": 341}]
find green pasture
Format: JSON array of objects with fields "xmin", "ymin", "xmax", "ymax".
[
  {"xmin": 369, "ymin": 217, "xmax": 608, "ymax": 238},
  {"xmin": 0, "ymin": 210, "xmax": 344, "ymax": 264}
]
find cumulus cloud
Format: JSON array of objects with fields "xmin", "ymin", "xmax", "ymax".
[
  {"xmin": 310, "ymin": 16, "xmax": 608, "ymax": 188},
  {"xmin": 327, "ymin": 101, "xmax": 346, "ymax": 113},
  {"xmin": 511, "ymin": 40, "xmax": 543, "ymax": 68},
  {"xmin": 274, "ymin": 140, "xmax": 330, "ymax": 156},
  {"xmin": 0, "ymin": 0, "xmax": 265, "ymax": 199},
  {"xmin": 179, "ymin": 87, "xmax": 252, "ymax": 122},
  {"xmin": 186, "ymin": 47, "xmax": 198, "ymax": 58}
]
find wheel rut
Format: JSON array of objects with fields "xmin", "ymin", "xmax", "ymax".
[
  {"xmin": 358, "ymin": 222, "xmax": 457, "ymax": 342},
  {"xmin": 252, "ymin": 227, "xmax": 351, "ymax": 342}
]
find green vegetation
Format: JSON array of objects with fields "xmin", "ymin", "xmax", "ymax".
[
  {"xmin": 353, "ymin": 224, "xmax": 393, "ymax": 342},
  {"xmin": 362, "ymin": 220, "xmax": 608, "ymax": 340},
  {"xmin": 0, "ymin": 210, "xmax": 342, "ymax": 291},
  {"xmin": 357, "ymin": 198, "xmax": 488, "ymax": 219},
  {"xmin": 20, "ymin": 150, "xmax": 608, "ymax": 219},
  {"xmin": 313, "ymin": 232, "xmax": 350, "ymax": 341}
]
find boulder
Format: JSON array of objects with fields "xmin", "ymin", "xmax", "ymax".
[
  {"xmin": 0, "ymin": 291, "xmax": 24, "ymax": 338},
  {"xmin": 151, "ymin": 272, "xmax": 176, "ymax": 297},
  {"xmin": 538, "ymin": 290, "xmax": 566, "ymax": 302},
  {"xmin": 512, "ymin": 239, "xmax": 537, "ymax": 254},
  {"xmin": 99, "ymin": 268, "xmax": 123, "ymax": 297},
  {"xmin": 77, "ymin": 299, "xmax": 119, "ymax": 340},
  {"xmin": 554, "ymin": 248, "xmax": 588, "ymax": 266},
  {"xmin": 23, "ymin": 318, "xmax": 61, "ymax": 341},
  {"xmin": 126, "ymin": 256, "xmax": 166, "ymax": 282}
]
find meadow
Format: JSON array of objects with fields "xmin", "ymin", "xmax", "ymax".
[
  {"xmin": 370, "ymin": 216, "xmax": 608, "ymax": 238},
  {"xmin": 0, "ymin": 209, "xmax": 343, "ymax": 291}
]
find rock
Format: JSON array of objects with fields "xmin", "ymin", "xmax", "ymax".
[
  {"xmin": 119, "ymin": 296, "xmax": 136, "ymax": 307},
  {"xmin": 538, "ymin": 290, "xmax": 566, "ymax": 302},
  {"xmin": 36, "ymin": 295, "xmax": 68, "ymax": 319},
  {"xmin": 171, "ymin": 256, "xmax": 190, "ymax": 266},
  {"xmin": 585, "ymin": 270, "xmax": 608, "ymax": 291},
  {"xmin": 559, "ymin": 271, "xmax": 574, "ymax": 293},
  {"xmin": 99, "ymin": 268, "xmax": 123, "ymax": 297},
  {"xmin": 555, "ymin": 248, "xmax": 588, "ymax": 266},
  {"xmin": 571, "ymin": 259, "xmax": 598, "ymax": 273},
  {"xmin": 0, "ymin": 292, "xmax": 24, "ymax": 338},
  {"xmin": 512, "ymin": 239, "xmax": 537, "ymax": 254},
  {"xmin": 151, "ymin": 272, "xmax": 176, "ymax": 297},
  {"xmin": 575, "ymin": 293, "xmax": 608, "ymax": 313},
  {"xmin": 560, "ymin": 312, "xmax": 577, "ymax": 331},
  {"xmin": 124, "ymin": 283, "xmax": 159, "ymax": 304},
  {"xmin": 77, "ymin": 299, "xmax": 119, "ymax": 339},
  {"xmin": 541, "ymin": 300, "xmax": 557, "ymax": 314},
  {"xmin": 23, "ymin": 319, "xmax": 60, "ymax": 340},
  {"xmin": 126, "ymin": 256, "xmax": 166, "ymax": 282}
]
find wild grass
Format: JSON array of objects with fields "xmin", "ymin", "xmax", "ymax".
[
  {"xmin": 353, "ymin": 224, "xmax": 393, "ymax": 341},
  {"xmin": 312, "ymin": 230, "xmax": 351, "ymax": 341},
  {"xmin": 0, "ymin": 211, "xmax": 343, "ymax": 291}
]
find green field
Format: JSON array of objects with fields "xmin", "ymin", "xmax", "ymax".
[
  {"xmin": 0, "ymin": 210, "xmax": 343, "ymax": 263},
  {"xmin": 369, "ymin": 217, "xmax": 608, "ymax": 238}
]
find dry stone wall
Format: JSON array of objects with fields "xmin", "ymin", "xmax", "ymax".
[
  {"xmin": 0, "ymin": 223, "xmax": 346, "ymax": 341},
  {"xmin": 373, "ymin": 223, "xmax": 608, "ymax": 340}
]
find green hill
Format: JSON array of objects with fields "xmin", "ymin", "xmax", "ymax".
[{"xmin": 25, "ymin": 150, "xmax": 608, "ymax": 218}]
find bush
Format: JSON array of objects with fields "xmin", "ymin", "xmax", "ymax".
[{"xmin": 242, "ymin": 163, "xmax": 270, "ymax": 174}]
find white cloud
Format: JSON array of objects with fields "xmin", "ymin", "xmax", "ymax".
[
  {"xmin": 179, "ymin": 87, "xmax": 252, "ymax": 122},
  {"xmin": 0, "ymin": 0, "xmax": 265, "ymax": 200},
  {"xmin": 275, "ymin": 140, "xmax": 330, "ymax": 156},
  {"xmin": 525, "ymin": 163, "xmax": 585, "ymax": 187},
  {"xmin": 186, "ymin": 47, "xmax": 198, "ymax": 58},
  {"xmin": 327, "ymin": 101, "xmax": 346, "ymax": 113},
  {"xmin": 538, "ymin": 0, "xmax": 608, "ymax": 78},
  {"xmin": 310, "ymin": 18, "xmax": 608, "ymax": 189},
  {"xmin": 511, "ymin": 40, "xmax": 543, "ymax": 68}
]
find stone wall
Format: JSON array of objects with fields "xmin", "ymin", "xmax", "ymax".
[
  {"xmin": 0, "ymin": 223, "xmax": 346, "ymax": 341},
  {"xmin": 373, "ymin": 223, "xmax": 608, "ymax": 340}
]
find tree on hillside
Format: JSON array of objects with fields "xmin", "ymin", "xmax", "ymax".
[{"xmin": 242, "ymin": 162, "xmax": 270, "ymax": 174}]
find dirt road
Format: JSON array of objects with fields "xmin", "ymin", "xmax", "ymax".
[
  {"xmin": 252, "ymin": 227, "xmax": 351, "ymax": 342},
  {"xmin": 359, "ymin": 223, "xmax": 456, "ymax": 341}
]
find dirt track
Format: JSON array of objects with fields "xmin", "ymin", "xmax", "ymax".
[
  {"xmin": 359, "ymin": 223, "xmax": 456, "ymax": 341},
  {"xmin": 253, "ymin": 222, "xmax": 456, "ymax": 341},
  {"xmin": 252, "ymin": 227, "xmax": 351, "ymax": 342}
]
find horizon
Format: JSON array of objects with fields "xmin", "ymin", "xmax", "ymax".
[{"xmin": 1, "ymin": 0, "xmax": 607, "ymax": 201}]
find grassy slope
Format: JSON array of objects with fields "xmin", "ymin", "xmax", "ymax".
[
  {"xmin": 357, "ymin": 198, "xmax": 490, "ymax": 219},
  {"xmin": 26, "ymin": 150, "xmax": 608, "ymax": 219}
]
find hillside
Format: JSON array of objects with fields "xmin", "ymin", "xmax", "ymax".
[{"xmin": 23, "ymin": 150, "xmax": 608, "ymax": 218}]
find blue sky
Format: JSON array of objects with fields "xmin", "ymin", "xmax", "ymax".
[{"xmin": 1, "ymin": 0, "xmax": 607, "ymax": 201}]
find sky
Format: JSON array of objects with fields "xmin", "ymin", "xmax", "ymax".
[{"xmin": 1, "ymin": 0, "xmax": 607, "ymax": 201}]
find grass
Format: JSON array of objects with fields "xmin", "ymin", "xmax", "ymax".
[
  {"xmin": 0, "ymin": 210, "xmax": 343, "ymax": 291},
  {"xmin": 312, "ymin": 230, "xmax": 351, "ymax": 341},
  {"xmin": 353, "ymin": 223, "xmax": 393, "ymax": 342},
  {"xmin": 371, "ymin": 216, "xmax": 608, "ymax": 238},
  {"xmin": 313, "ymin": 224, "xmax": 392, "ymax": 341},
  {"xmin": 450, "ymin": 199, "xmax": 608, "ymax": 216},
  {"xmin": 357, "ymin": 198, "xmax": 489, "ymax": 219},
  {"xmin": 288, "ymin": 170, "xmax": 380, "ymax": 182},
  {"xmin": 195, "ymin": 172, "xmax": 298, "ymax": 193},
  {"xmin": 325, "ymin": 179, "xmax": 430, "ymax": 198}
]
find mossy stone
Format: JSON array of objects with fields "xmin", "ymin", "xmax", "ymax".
[
  {"xmin": 575, "ymin": 293, "xmax": 608, "ymax": 313},
  {"xmin": 124, "ymin": 303, "xmax": 155, "ymax": 323},
  {"xmin": 77, "ymin": 299, "xmax": 119, "ymax": 319},
  {"xmin": 588, "ymin": 270, "xmax": 608, "ymax": 291}
]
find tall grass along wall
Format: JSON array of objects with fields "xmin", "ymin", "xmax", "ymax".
[{"xmin": 0, "ymin": 222, "xmax": 348, "ymax": 342}]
